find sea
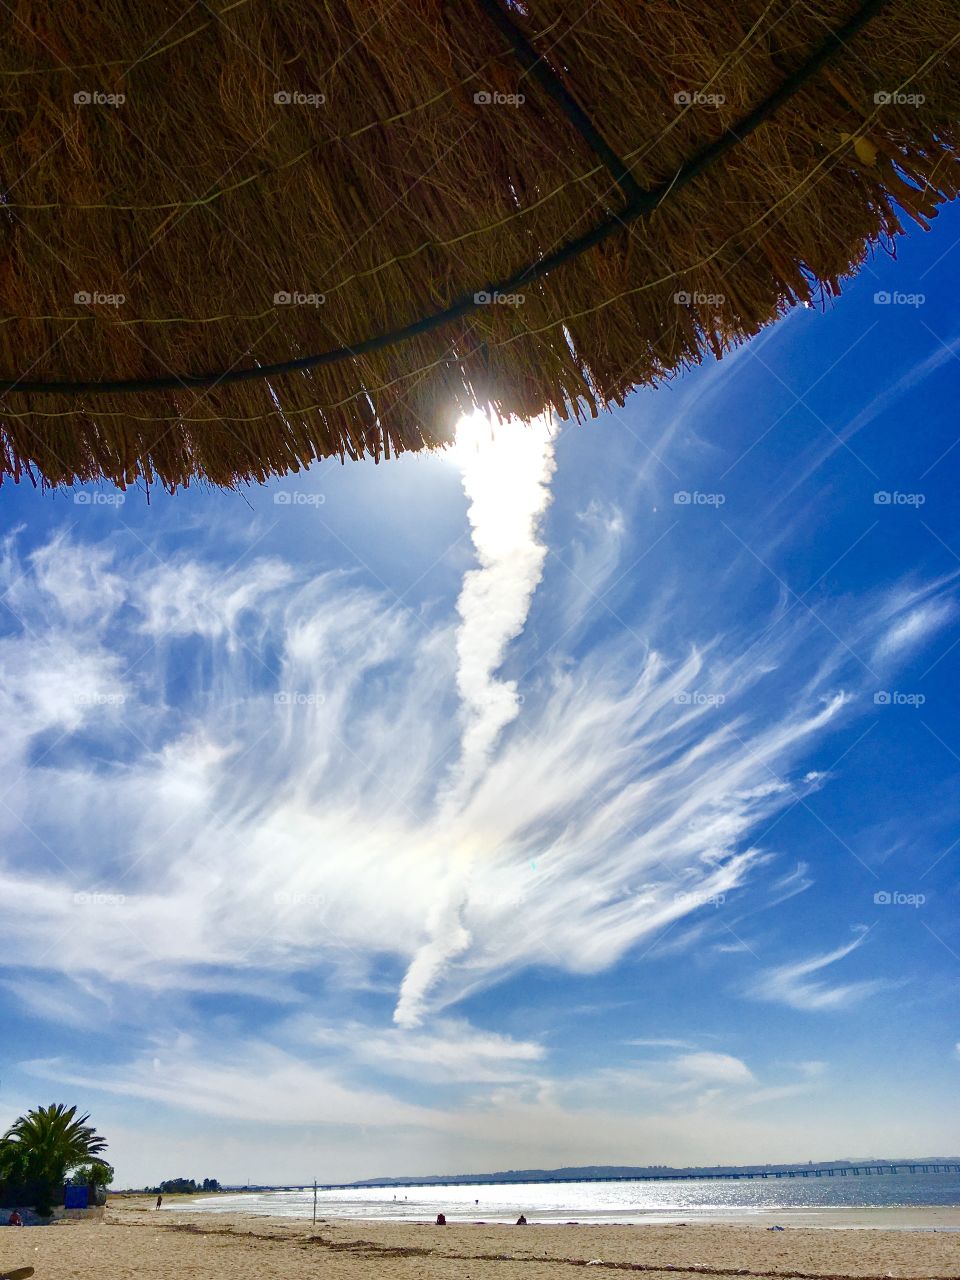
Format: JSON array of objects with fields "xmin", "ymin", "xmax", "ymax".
[{"xmin": 179, "ymin": 1171, "xmax": 960, "ymax": 1226}]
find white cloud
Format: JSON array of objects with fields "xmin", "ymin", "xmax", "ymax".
[
  {"xmin": 0, "ymin": 502, "xmax": 949, "ymax": 1067},
  {"xmin": 292, "ymin": 1017, "xmax": 545, "ymax": 1085},
  {"xmin": 394, "ymin": 414, "xmax": 555, "ymax": 1027},
  {"xmin": 445, "ymin": 411, "xmax": 556, "ymax": 799},
  {"xmin": 766, "ymin": 861, "xmax": 814, "ymax": 907},
  {"xmin": 674, "ymin": 1051, "xmax": 756, "ymax": 1086},
  {"xmin": 17, "ymin": 1029, "xmax": 828, "ymax": 1185},
  {"xmin": 746, "ymin": 931, "xmax": 887, "ymax": 1011},
  {"xmin": 24, "ymin": 1043, "xmax": 445, "ymax": 1130},
  {"xmin": 873, "ymin": 599, "xmax": 955, "ymax": 664}
]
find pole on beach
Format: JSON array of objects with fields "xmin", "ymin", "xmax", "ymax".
[{"xmin": 313, "ymin": 1180, "xmax": 317, "ymax": 1225}]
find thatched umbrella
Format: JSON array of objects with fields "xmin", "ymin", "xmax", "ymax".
[{"xmin": 0, "ymin": 0, "xmax": 957, "ymax": 490}]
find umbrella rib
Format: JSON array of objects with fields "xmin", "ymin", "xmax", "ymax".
[
  {"xmin": 472, "ymin": 0, "xmax": 643, "ymax": 206},
  {"xmin": 0, "ymin": 0, "xmax": 887, "ymax": 398}
]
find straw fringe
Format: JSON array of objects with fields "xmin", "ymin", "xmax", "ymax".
[{"xmin": 0, "ymin": 0, "xmax": 958, "ymax": 489}]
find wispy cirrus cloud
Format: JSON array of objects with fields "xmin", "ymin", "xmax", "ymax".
[
  {"xmin": 746, "ymin": 930, "xmax": 887, "ymax": 1011},
  {"xmin": 0, "ymin": 520, "xmax": 948, "ymax": 1031},
  {"xmin": 1, "ymin": 399, "xmax": 955, "ymax": 1188},
  {"xmin": 292, "ymin": 1016, "xmax": 545, "ymax": 1085}
]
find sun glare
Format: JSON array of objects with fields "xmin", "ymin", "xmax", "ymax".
[{"xmin": 449, "ymin": 410, "xmax": 554, "ymax": 471}]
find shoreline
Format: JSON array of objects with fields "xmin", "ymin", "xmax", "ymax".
[{"xmin": 131, "ymin": 1194, "xmax": 960, "ymax": 1232}]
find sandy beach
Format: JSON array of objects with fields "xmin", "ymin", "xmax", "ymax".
[{"xmin": 3, "ymin": 1203, "xmax": 959, "ymax": 1280}]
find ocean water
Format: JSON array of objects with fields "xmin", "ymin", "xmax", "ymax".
[{"xmin": 180, "ymin": 1171, "xmax": 960, "ymax": 1225}]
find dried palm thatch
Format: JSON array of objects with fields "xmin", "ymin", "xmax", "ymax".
[{"xmin": 0, "ymin": 0, "xmax": 958, "ymax": 490}]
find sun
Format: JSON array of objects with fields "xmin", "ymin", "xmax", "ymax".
[{"xmin": 447, "ymin": 410, "xmax": 554, "ymax": 471}]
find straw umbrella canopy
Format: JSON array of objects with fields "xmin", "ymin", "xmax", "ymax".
[{"xmin": 0, "ymin": 0, "xmax": 958, "ymax": 490}]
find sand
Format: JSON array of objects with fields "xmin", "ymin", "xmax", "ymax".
[{"xmin": 2, "ymin": 1202, "xmax": 959, "ymax": 1280}]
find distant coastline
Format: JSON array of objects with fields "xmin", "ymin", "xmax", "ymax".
[
  {"xmin": 338, "ymin": 1158, "xmax": 960, "ymax": 1190},
  {"xmin": 154, "ymin": 1158, "xmax": 960, "ymax": 1196}
]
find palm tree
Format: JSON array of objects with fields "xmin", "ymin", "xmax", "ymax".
[{"xmin": 1, "ymin": 1104, "xmax": 108, "ymax": 1214}]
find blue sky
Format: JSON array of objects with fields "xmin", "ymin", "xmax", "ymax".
[{"xmin": 2, "ymin": 204, "xmax": 960, "ymax": 1188}]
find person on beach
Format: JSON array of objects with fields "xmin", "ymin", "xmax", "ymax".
[
  {"xmin": 7, "ymin": 1211, "xmax": 23, "ymax": 1226},
  {"xmin": 156, "ymin": 1194, "xmax": 163, "ymax": 1210},
  {"xmin": 516, "ymin": 1214, "xmax": 527, "ymax": 1225},
  {"xmin": 436, "ymin": 1213, "xmax": 446, "ymax": 1225}
]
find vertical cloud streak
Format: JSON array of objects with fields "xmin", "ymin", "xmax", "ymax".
[
  {"xmin": 450, "ymin": 412, "xmax": 556, "ymax": 802},
  {"xmin": 395, "ymin": 414, "xmax": 555, "ymax": 1027}
]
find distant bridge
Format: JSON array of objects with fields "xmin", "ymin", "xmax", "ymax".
[{"xmin": 260, "ymin": 1164, "xmax": 960, "ymax": 1192}]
